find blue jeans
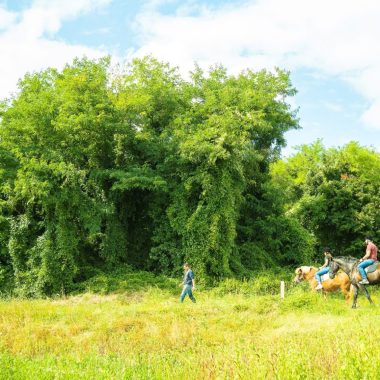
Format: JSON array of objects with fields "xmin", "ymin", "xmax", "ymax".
[
  {"xmin": 315, "ymin": 267, "xmax": 330, "ymax": 283},
  {"xmin": 180, "ymin": 285, "xmax": 196, "ymax": 303},
  {"xmin": 358, "ymin": 259, "xmax": 375, "ymax": 280}
]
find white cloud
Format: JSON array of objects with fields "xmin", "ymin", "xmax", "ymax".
[
  {"xmin": 0, "ymin": 0, "xmax": 111, "ymax": 99},
  {"xmin": 130, "ymin": 0, "xmax": 380, "ymax": 129},
  {"xmin": 0, "ymin": 6, "xmax": 17, "ymax": 30},
  {"xmin": 20, "ymin": 0, "xmax": 111, "ymax": 37},
  {"xmin": 361, "ymin": 102, "xmax": 380, "ymax": 129}
]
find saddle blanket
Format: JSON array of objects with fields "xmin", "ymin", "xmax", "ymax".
[
  {"xmin": 321, "ymin": 273, "xmax": 330, "ymax": 282},
  {"xmin": 364, "ymin": 261, "xmax": 378, "ymax": 274}
]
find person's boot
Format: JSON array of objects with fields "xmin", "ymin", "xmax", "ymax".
[
  {"xmin": 315, "ymin": 283, "xmax": 323, "ymax": 290},
  {"xmin": 359, "ymin": 278, "xmax": 369, "ymax": 285}
]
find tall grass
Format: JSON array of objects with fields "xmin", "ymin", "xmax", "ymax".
[{"xmin": 0, "ymin": 271, "xmax": 379, "ymax": 379}]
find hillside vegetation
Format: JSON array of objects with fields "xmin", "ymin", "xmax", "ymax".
[{"xmin": 0, "ymin": 271, "xmax": 379, "ymax": 380}]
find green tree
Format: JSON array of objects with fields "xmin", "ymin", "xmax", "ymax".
[
  {"xmin": 271, "ymin": 141, "xmax": 380, "ymax": 258},
  {"xmin": 0, "ymin": 56, "xmax": 307, "ymax": 294}
]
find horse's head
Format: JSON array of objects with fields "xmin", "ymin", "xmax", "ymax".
[
  {"xmin": 294, "ymin": 266, "xmax": 311, "ymax": 283},
  {"xmin": 328, "ymin": 258, "xmax": 339, "ymax": 279},
  {"xmin": 329, "ymin": 256, "xmax": 357, "ymax": 279}
]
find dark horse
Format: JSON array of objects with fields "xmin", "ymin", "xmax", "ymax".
[{"xmin": 329, "ymin": 256, "xmax": 380, "ymax": 308}]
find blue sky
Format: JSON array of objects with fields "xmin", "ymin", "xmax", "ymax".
[{"xmin": 1, "ymin": 0, "xmax": 379, "ymax": 156}]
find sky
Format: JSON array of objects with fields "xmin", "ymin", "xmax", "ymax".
[{"xmin": 1, "ymin": 0, "xmax": 379, "ymax": 156}]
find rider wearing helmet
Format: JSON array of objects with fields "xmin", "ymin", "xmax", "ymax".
[
  {"xmin": 358, "ymin": 237, "xmax": 378, "ymax": 285},
  {"xmin": 315, "ymin": 247, "xmax": 332, "ymax": 290}
]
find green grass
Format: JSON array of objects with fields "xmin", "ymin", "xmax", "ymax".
[{"xmin": 1, "ymin": 271, "xmax": 380, "ymax": 379}]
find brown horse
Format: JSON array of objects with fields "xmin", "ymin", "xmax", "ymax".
[
  {"xmin": 294, "ymin": 266, "xmax": 351, "ymax": 300},
  {"xmin": 329, "ymin": 256, "xmax": 380, "ymax": 308}
]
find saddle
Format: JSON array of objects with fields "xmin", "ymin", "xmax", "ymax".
[{"xmin": 365, "ymin": 261, "xmax": 378, "ymax": 274}]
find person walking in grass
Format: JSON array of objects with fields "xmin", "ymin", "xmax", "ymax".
[
  {"xmin": 180, "ymin": 262, "xmax": 196, "ymax": 303},
  {"xmin": 315, "ymin": 247, "xmax": 332, "ymax": 290}
]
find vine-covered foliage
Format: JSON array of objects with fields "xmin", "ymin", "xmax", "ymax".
[
  {"xmin": 271, "ymin": 141, "xmax": 380, "ymax": 258},
  {"xmin": 0, "ymin": 56, "xmax": 312, "ymax": 295}
]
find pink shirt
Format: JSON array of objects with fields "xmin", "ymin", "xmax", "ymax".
[{"xmin": 367, "ymin": 242, "xmax": 378, "ymax": 261}]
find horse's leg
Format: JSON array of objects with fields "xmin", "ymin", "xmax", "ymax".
[
  {"xmin": 342, "ymin": 285, "xmax": 352, "ymax": 303},
  {"xmin": 358, "ymin": 284, "xmax": 374, "ymax": 305},
  {"xmin": 352, "ymin": 285, "xmax": 359, "ymax": 308}
]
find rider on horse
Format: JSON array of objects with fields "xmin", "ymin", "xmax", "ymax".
[
  {"xmin": 358, "ymin": 237, "xmax": 378, "ymax": 285},
  {"xmin": 315, "ymin": 247, "xmax": 332, "ymax": 290}
]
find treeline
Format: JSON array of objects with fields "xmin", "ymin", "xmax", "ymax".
[
  {"xmin": 0, "ymin": 56, "xmax": 378, "ymax": 296},
  {"xmin": 271, "ymin": 140, "xmax": 380, "ymax": 256}
]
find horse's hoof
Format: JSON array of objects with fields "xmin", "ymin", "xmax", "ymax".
[{"xmin": 352, "ymin": 305, "xmax": 357, "ymax": 309}]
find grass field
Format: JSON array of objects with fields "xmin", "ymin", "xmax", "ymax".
[{"xmin": 1, "ymin": 271, "xmax": 380, "ymax": 379}]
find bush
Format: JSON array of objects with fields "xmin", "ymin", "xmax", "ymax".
[
  {"xmin": 73, "ymin": 267, "xmax": 177, "ymax": 295},
  {"xmin": 212, "ymin": 270, "xmax": 294, "ymax": 297}
]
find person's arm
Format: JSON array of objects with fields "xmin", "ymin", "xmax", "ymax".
[
  {"xmin": 320, "ymin": 258, "xmax": 329, "ymax": 268},
  {"xmin": 361, "ymin": 246, "xmax": 371, "ymax": 261},
  {"xmin": 318, "ymin": 257, "xmax": 328, "ymax": 270},
  {"xmin": 189, "ymin": 270, "xmax": 195, "ymax": 290}
]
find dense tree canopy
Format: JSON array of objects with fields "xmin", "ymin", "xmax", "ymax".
[
  {"xmin": 271, "ymin": 141, "xmax": 380, "ymax": 258},
  {"xmin": 4, "ymin": 56, "xmax": 374, "ymax": 296}
]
